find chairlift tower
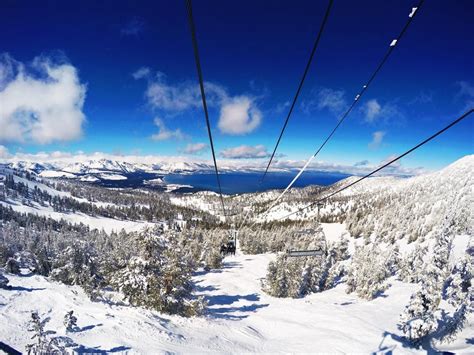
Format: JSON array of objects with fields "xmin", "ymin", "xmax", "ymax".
[{"xmin": 316, "ymin": 202, "xmax": 324, "ymax": 222}]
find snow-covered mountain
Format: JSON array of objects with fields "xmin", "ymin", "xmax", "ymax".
[{"xmin": 0, "ymin": 158, "xmax": 218, "ymax": 182}]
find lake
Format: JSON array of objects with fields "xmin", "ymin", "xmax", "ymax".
[{"xmin": 163, "ymin": 171, "xmax": 350, "ymax": 194}]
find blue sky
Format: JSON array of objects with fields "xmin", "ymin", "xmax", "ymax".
[{"xmin": 0, "ymin": 0, "xmax": 472, "ymax": 172}]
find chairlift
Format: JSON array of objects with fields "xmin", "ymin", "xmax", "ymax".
[
  {"xmin": 286, "ymin": 227, "xmax": 325, "ymax": 257},
  {"xmin": 286, "ymin": 248, "xmax": 323, "ymax": 257}
]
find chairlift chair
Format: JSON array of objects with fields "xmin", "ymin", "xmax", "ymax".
[
  {"xmin": 286, "ymin": 248, "xmax": 323, "ymax": 257},
  {"xmin": 286, "ymin": 228, "xmax": 324, "ymax": 257}
]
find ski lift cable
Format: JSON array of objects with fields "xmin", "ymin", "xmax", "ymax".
[
  {"xmin": 237, "ymin": 0, "xmax": 334, "ymax": 231},
  {"xmin": 243, "ymin": 0, "xmax": 424, "ymax": 227},
  {"xmin": 186, "ymin": 0, "xmax": 226, "ymax": 219},
  {"xmin": 270, "ymin": 108, "xmax": 473, "ymax": 222},
  {"xmin": 260, "ymin": 0, "xmax": 334, "ymax": 184}
]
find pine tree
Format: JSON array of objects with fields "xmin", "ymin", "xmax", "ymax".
[
  {"xmin": 64, "ymin": 310, "xmax": 78, "ymax": 332},
  {"xmin": 346, "ymin": 244, "xmax": 388, "ymax": 300},
  {"xmin": 398, "ymin": 291, "xmax": 437, "ymax": 347},
  {"xmin": 398, "ymin": 222, "xmax": 455, "ymax": 346},
  {"xmin": 399, "ymin": 244, "xmax": 427, "ymax": 283},
  {"xmin": 438, "ymin": 249, "xmax": 473, "ymax": 344},
  {"xmin": 110, "ymin": 229, "xmax": 204, "ymax": 316},
  {"xmin": 25, "ymin": 312, "xmax": 49, "ymax": 354},
  {"xmin": 5, "ymin": 257, "xmax": 20, "ymax": 274},
  {"xmin": 444, "ymin": 253, "xmax": 473, "ymax": 308}
]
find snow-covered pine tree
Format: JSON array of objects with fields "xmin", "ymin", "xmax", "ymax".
[
  {"xmin": 25, "ymin": 312, "xmax": 51, "ymax": 355},
  {"xmin": 444, "ymin": 251, "xmax": 473, "ymax": 308},
  {"xmin": 263, "ymin": 225, "xmax": 329, "ymax": 298},
  {"xmin": 110, "ymin": 228, "xmax": 204, "ymax": 316},
  {"xmin": 399, "ymin": 219, "xmax": 456, "ymax": 346},
  {"xmin": 323, "ymin": 235, "xmax": 350, "ymax": 289},
  {"xmin": 399, "ymin": 244, "xmax": 427, "ymax": 283},
  {"xmin": 262, "ymin": 254, "xmax": 289, "ymax": 298},
  {"xmin": 50, "ymin": 240, "xmax": 103, "ymax": 297},
  {"xmin": 199, "ymin": 230, "xmax": 224, "ymax": 270},
  {"xmin": 398, "ymin": 290, "xmax": 437, "ymax": 347},
  {"xmin": 385, "ymin": 244, "xmax": 401, "ymax": 276},
  {"xmin": 5, "ymin": 257, "xmax": 20, "ymax": 274},
  {"xmin": 63, "ymin": 310, "xmax": 78, "ymax": 332},
  {"xmin": 438, "ymin": 247, "xmax": 473, "ymax": 344},
  {"xmin": 346, "ymin": 244, "xmax": 388, "ymax": 300}
]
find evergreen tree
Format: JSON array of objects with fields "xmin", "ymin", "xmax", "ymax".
[
  {"xmin": 444, "ymin": 252, "xmax": 473, "ymax": 308},
  {"xmin": 5, "ymin": 257, "xmax": 20, "ymax": 274},
  {"xmin": 63, "ymin": 311, "xmax": 78, "ymax": 332},
  {"xmin": 398, "ymin": 290, "xmax": 437, "ymax": 347},
  {"xmin": 399, "ymin": 222, "xmax": 455, "ymax": 346},
  {"xmin": 25, "ymin": 312, "xmax": 51, "ymax": 355},
  {"xmin": 438, "ymin": 248, "xmax": 473, "ymax": 344},
  {"xmin": 399, "ymin": 244, "xmax": 427, "ymax": 283},
  {"xmin": 110, "ymin": 229, "xmax": 204, "ymax": 316},
  {"xmin": 346, "ymin": 244, "xmax": 388, "ymax": 300}
]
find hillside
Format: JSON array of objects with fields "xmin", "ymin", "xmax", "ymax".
[{"xmin": 0, "ymin": 156, "xmax": 472, "ymax": 353}]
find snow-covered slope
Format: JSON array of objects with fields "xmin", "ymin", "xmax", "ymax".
[
  {"xmin": 262, "ymin": 155, "xmax": 474, "ymax": 224},
  {"xmin": 1, "ymin": 250, "xmax": 472, "ymax": 354}
]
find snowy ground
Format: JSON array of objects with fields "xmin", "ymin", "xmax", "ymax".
[{"xmin": 1, "ymin": 252, "xmax": 472, "ymax": 353}]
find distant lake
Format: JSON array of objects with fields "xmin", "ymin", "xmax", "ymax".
[{"xmin": 164, "ymin": 171, "xmax": 350, "ymax": 194}]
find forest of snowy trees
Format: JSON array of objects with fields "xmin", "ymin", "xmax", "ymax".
[
  {"xmin": 0, "ymin": 173, "xmax": 219, "ymax": 226},
  {"xmin": 1, "ymin": 158, "xmax": 472, "ymax": 351},
  {"xmin": 0, "ymin": 202, "xmax": 231, "ymax": 317}
]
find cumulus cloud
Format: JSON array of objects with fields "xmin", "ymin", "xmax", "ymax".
[
  {"xmin": 218, "ymin": 97, "xmax": 262, "ymax": 135},
  {"xmin": 301, "ymin": 87, "xmax": 347, "ymax": 116},
  {"xmin": 134, "ymin": 69, "xmax": 262, "ymax": 135},
  {"xmin": 0, "ymin": 145, "xmax": 10, "ymax": 158},
  {"xmin": 408, "ymin": 91, "xmax": 433, "ymax": 105},
  {"xmin": 182, "ymin": 142, "xmax": 208, "ymax": 155},
  {"xmin": 121, "ymin": 17, "xmax": 145, "ymax": 36},
  {"xmin": 151, "ymin": 118, "xmax": 186, "ymax": 141},
  {"xmin": 456, "ymin": 81, "xmax": 474, "ymax": 110},
  {"xmin": 354, "ymin": 159, "xmax": 369, "ymax": 167},
  {"xmin": 0, "ymin": 54, "xmax": 87, "ymax": 144},
  {"xmin": 220, "ymin": 144, "xmax": 270, "ymax": 159},
  {"xmin": 135, "ymin": 70, "xmax": 227, "ymax": 112},
  {"xmin": 363, "ymin": 99, "xmax": 382, "ymax": 122},
  {"xmin": 368, "ymin": 131, "xmax": 386, "ymax": 150},
  {"xmin": 132, "ymin": 67, "xmax": 151, "ymax": 80},
  {"xmin": 361, "ymin": 98, "xmax": 404, "ymax": 125}
]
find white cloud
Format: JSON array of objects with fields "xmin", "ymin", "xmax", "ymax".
[
  {"xmin": 132, "ymin": 67, "xmax": 151, "ymax": 80},
  {"xmin": 364, "ymin": 99, "xmax": 382, "ymax": 122},
  {"xmin": 368, "ymin": 130, "xmax": 386, "ymax": 150},
  {"xmin": 456, "ymin": 81, "xmax": 474, "ymax": 111},
  {"xmin": 218, "ymin": 96, "xmax": 262, "ymax": 135},
  {"xmin": 121, "ymin": 17, "xmax": 145, "ymax": 36},
  {"xmin": 0, "ymin": 145, "xmax": 10, "ymax": 158},
  {"xmin": 134, "ymin": 69, "xmax": 263, "ymax": 135},
  {"xmin": 301, "ymin": 87, "xmax": 347, "ymax": 116},
  {"xmin": 457, "ymin": 81, "xmax": 474, "ymax": 97},
  {"xmin": 220, "ymin": 145, "xmax": 270, "ymax": 159},
  {"xmin": 136, "ymin": 71, "xmax": 227, "ymax": 112},
  {"xmin": 0, "ymin": 54, "xmax": 86, "ymax": 144},
  {"xmin": 354, "ymin": 159, "xmax": 369, "ymax": 167},
  {"xmin": 151, "ymin": 118, "xmax": 186, "ymax": 141},
  {"xmin": 362, "ymin": 98, "xmax": 404, "ymax": 125},
  {"xmin": 182, "ymin": 142, "xmax": 208, "ymax": 155}
]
